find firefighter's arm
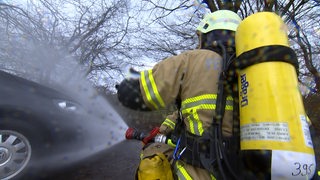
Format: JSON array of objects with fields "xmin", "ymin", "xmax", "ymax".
[
  {"xmin": 159, "ymin": 111, "xmax": 178, "ymax": 135},
  {"xmin": 139, "ymin": 54, "xmax": 187, "ymax": 110},
  {"xmin": 117, "ymin": 53, "xmax": 185, "ymax": 111}
]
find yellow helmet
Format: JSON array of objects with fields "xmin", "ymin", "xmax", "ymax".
[{"xmin": 197, "ymin": 10, "xmax": 241, "ymax": 33}]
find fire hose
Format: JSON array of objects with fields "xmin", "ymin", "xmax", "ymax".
[{"xmin": 125, "ymin": 127, "xmax": 176, "ymax": 147}]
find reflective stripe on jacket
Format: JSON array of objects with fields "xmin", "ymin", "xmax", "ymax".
[
  {"xmin": 175, "ymin": 161, "xmax": 192, "ymax": 180},
  {"xmin": 174, "ymin": 160, "xmax": 216, "ymax": 180},
  {"xmin": 162, "ymin": 116, "xmax": 176, "ymax": 130},
  {"xmin": 140, "ymin": 49, "xmax": 234, "ymax": 137}
]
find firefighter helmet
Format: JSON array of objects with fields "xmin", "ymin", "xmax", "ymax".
[{"xmin": 197, "ymin": 10, "xmax": 241, "ymax": 33}]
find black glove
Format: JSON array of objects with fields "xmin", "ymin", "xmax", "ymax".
[{"xmin": 116, "ymin": 78, "xmax": 151, "ymax": 111}]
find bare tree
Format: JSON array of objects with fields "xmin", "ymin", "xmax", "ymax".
[
  {"xmin": 0, "ymin": 0, "xmax": 133, "ymax": 89},
  {"xmin": 0, "ymin": 0, "xmax": 318, "ymax": 94},
  {"xmin": 0, "ymin": 2, "xmax": 55, "ymax": 80}
]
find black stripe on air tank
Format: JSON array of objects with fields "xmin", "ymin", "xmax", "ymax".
[{"xmin": 235, "ymin": 45, "xmax": 299, "ymax": 74}]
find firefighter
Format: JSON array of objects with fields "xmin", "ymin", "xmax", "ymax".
[{"xmin": 116, "ymin": 10, "xmax": 242, "ymax": 180}]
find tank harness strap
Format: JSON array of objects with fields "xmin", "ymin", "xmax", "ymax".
[{"xmin": 179, "ymin": 130, "xmax": 218, "ymax": 170}]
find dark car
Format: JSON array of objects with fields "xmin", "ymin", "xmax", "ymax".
[{"xmin": 0, "ymin": 70, "xmax": 127, "ymax": 179}]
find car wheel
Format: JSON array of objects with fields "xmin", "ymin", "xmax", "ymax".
[{"xmin": 0, "ymin": 130, "xmax": 32, "ymax": 180}]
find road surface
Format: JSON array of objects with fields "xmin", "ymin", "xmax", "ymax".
[{"xmin": 43, "ymin": 140, "xmax": 142, "ymax": 180}]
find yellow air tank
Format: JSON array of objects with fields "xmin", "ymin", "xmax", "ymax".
[{"xmin": 235, "ymin": 12, "xmax": 316, "ymax": 179}]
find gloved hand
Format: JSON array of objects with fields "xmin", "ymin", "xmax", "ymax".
[
  {"xmin": 116, "ymin": 78, "xmax": 138, "ymax": 104},
  {"xmin": 115, "ymin": 78, "xmax": 150, "ymax": 111},
  {"xmin": 159, "ymin": 124, "xmax": 173, "ymax": 136}
]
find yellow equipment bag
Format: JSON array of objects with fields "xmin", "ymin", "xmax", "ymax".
[
  {"xmin": 137, "ymin": 153, "xmax": 174, "ymax": 180},
  {"xmin": 135, "ymin": 142, "xmax": 174, "ymax": 180}
]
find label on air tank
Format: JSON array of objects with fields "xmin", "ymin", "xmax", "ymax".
[
  {"xmin": 271, "ymin": 150, "xmax": 316, "ymax": 179},
  {"xmin": 241, "ymin": 122, "xmax": 290, "ymax": 142}
]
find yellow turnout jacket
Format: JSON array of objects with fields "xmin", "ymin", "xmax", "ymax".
[{"xmin": 140, "ymin": 49, "xmax": 234, "ymax": 137}]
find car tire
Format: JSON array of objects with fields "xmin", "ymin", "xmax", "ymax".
[
  {"xmin": 0, "ymin": 130, "xmax": 32, "ymax": 180},
  {"xmin": 0, "ymin": 115, "xmax": 50, "ymax": 180}
]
